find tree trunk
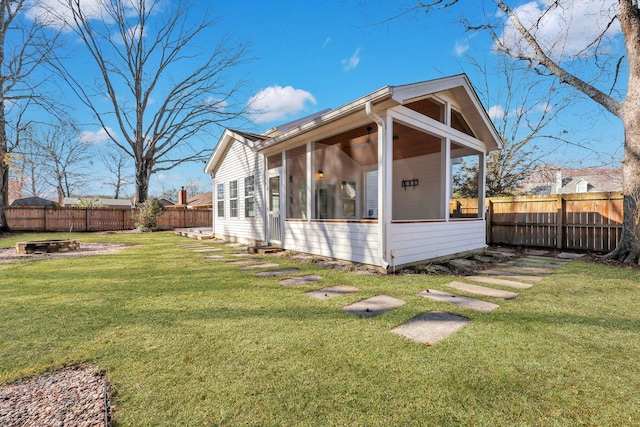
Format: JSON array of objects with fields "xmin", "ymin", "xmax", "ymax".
[
  {"xmin": 135, "ymin": 157, "xmax": 153, "ymax": 205},
  {"xmin": 607, "ymin": 105, "xmax": 640, "ymax": 263},
  {"xmin": 0, "ymin": 161, "xmax": 8, "ymax": 231}
]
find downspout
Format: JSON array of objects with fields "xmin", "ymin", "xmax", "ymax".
[
  {"xmin": 210, "ymin": 173, "xmax": 215, "ymax": 237},
  {"xmin": 365, "ymin": 101, "xmax": 390, "ymax": 272}
]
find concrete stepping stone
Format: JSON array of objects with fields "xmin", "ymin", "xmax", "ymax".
[
  {"xmin": 522, "ymin": 255, "xmax": 569, "ymax": 264},
  {"xmin": 524, "ymin": 249, "xmax": 550, "ymax": 256},
  {"xmin": 307, "ymin": 285, "xmax": 359, "ymax": 300},
  {"xmin": 492, "ymin": 265, "xmax": 553, "ymax": 275},
  {"xmin": 391, "ymin": 311, "xmax": 471, "ymax": 346},
  {"xmin": 342, "ymin": 295, "xmax": 405, "ymax": 318},
  {"xmin": 446, "ymin": 281, "xmax": 518, "ymax": 300},
  {"xmin": 239, "ymin": 263, "xmax": 280, "ymax": 271},
  {"xmin": 191, "ymin": 248, "xmax": 222, "ymax": 252},
  {"xmin": 227, "ymin": 259, "xmax": 261, "ymax": 265},
  {"xmin": 225, "ymin": 243, "xmax": 244, "ymax": 248},
  {"xmin": 280, "ymin": 275, "xmax": 323, "ymax": 287},
  {"xmin": 511, "ymin": 260, "xmax": 562, "ymax": 269},
  {"xmin": 256, "ymin": 268, "xmax": 301, "ymax": 278},
  {"xmin": 204, "ymin": 255, "xmax": 226, "ymax": 260},
  {"xmin": 231, "ymin": 253, "xmax": 256, "ymax": 258},
  {"xmin": 464, "ymin": 276, "xmax": 533, "ymax": 289},
  {"xmin": 418, "ymin": 289, "xmax": 499, "ymax": 313},
  {"xmin": 478, "ymin": 270, "xmax": 544, "ymax": 281},
  {"xmin": 558, "ymin": 252, "xmax": 585, "ymax": 259}
]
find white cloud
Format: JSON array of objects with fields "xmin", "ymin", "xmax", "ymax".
[
  {"xmin": 454, "ymin": 40, "xmax": 470, "ymax": 56},
  {"xmin": 247, "ymin": 85, "xmax": 317, "ymax": 124},
  {"xmin": 341, "ymin": 48, "xmax": 361, "ymax": 71},
  {"xmin": 322, "ymin": 37, "xmax": 332, "ymax": 48},
  {"xmin": 488, "ymin": 105, "xmax": 506, "ymax": 120},
  {"xmin": 496, "ymin": 0, "xmax": 620, "ymax": 60},
  {"xmin": 78, "ymin": 127, "xmax": 115, "ymax": 145},
  {"xmin": 205, "ymin": 97, "xmax": 227, "ymax": 111},
  {"xmin": 25, "ymin": 0, "xmax": 113, "ymax": 29}
]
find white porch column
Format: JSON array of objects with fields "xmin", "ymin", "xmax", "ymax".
[
  {"xmin": 306, "ymin": 142, "xmax": 313, "ymax": 221},
  {"xmin": 441, "ymin": 137, "xmax": 451, "ymax": 220},
  {"xmin": 478, "ymin": 151, "xmax": 487, "ymax": 219}
]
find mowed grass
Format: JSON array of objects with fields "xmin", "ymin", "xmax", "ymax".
[{"xmin": 1, "ymin": 232, "xmax": 640, "ymax": 426}]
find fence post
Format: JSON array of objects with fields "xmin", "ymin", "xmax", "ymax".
[
  {"xmin": 556, "ymin": 195, "xmax": 564, "ymax": 250},
  {"xmin": 486, "ymin": 199, "xmax": 493, "ymax": 245}
]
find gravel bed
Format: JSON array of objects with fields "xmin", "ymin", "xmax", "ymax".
[
  {"xmin": 0, "ymin": 366, "xmax": 110, "ymax": 427},
  {"xmin": 0, "ymin": 365, "xmax": 111, "ymax": 426}
]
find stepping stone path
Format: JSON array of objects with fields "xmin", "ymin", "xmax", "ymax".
[
  {"xmin": 280, "ymin": 275, "xmax": 323, "ymax": 287},
  {"xmin": 307, "ymin": 285, "xmax": 358, "ymax": 300},
  {"xmin": 391, "ymin": 311, "xmax": 471, "ymax": 346},
  {"xmin": 256, "ymin": 268, "xmax": 301, "ymax": 278},
  {"xmin": 208, "ymin": 236, "xmax": 575, "ymax": 347},
  {"xmin": 418, "ymin": 289, "xmax": 499, "ymax": 313},
  {"xmin": 446, "ymin": 281, "xmax": 518, "ymax": 300},
  {"xmin": 342, "ymin": 295, "xmax": 405, "ymax": 318}
]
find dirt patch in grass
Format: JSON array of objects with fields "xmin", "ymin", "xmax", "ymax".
[{"xmin": 0, "ymin": 242, "xmax": 134, "ymax": 263}]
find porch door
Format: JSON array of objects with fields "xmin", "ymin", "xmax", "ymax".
[{"xmin": 268, "ymin": 175, "xmax": 282, "ymax": 245}]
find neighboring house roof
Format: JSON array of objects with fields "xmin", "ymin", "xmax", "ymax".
[
  {"xmin": 11, "ymin": 196, "xmax": 56, "ymax": 207},
  {"xmin": 187, "ymin": 191, "xmax": 212, "ymax": 208},
  {"xmin": 205, "ymin": 74, "xmax": 503, "ymax": 175},
  {"xmin": 157, "ymin": 198, "xmax": 175, "ymax": 207},
  {"xmin": 63, "ymin": 197, "xmax": 133, "ymax": 208},
  {"xmin": 521, "ymin": 167, "xmax": 623, "ymax": 195}
]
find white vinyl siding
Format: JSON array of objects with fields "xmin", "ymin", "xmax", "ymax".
[
  {"xmin": 214, "ymin": 140, "xmax": 265, "ymax": 244},
  {"xmin": 387, "ymin": 220, "xmax": 486, "ymax": 266},
  {"xmin": 283, "ymin": 221, "xmax": 379, "ymax": 266}
]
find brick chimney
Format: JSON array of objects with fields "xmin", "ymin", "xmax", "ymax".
[{"xmin": 178, "ymin": 186, "xmax": 188, "ymax": 205}]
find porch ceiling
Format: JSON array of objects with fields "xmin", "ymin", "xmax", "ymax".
[{"xmin": 316, "ymin": 122, "xmax": 467, "ymax": 166}]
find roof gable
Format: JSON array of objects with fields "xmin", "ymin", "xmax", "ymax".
[{"xmin": 205, "ymin": 75, "xmax": 502, "ymax": 174}]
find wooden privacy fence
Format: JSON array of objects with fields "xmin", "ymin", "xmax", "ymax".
[
  {"xmin": 485, "ymin": 192, "xmax": 624, "ymax": 252},
  {"xmin": 5, "ymin": 206, "xmax": 212, "ymax": 232}
]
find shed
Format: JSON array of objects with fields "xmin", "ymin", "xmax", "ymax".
[{"xmin": 204, "ymin": 74, "xmax": 502, "ymax": 272}]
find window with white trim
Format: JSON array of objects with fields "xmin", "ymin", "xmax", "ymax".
[
  {"xmin": 244, "ymin": 175, "xmax": 255, "ymax": 217},
  {"xmin": 216, "ymin": 183, "xmax": 224, "ymax": 217},
  {"xmin": 229, "ymin": 180, "xmax": 238, "ymax": 217}
]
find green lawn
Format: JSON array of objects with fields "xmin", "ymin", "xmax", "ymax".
[{"xmin": 1, "ymin": 232, "xmax": 639, "ymax": 426}]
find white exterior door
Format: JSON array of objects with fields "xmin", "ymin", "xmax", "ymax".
[{"xmin": 267, "ymin": 172, "xmax": 282, "ymax": 245}]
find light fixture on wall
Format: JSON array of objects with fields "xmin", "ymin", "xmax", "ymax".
[{"xmin": 317, "ymin": 170, "xmax": 324, "ymax": 179}]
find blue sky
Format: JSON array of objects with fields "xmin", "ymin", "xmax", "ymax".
[{"xmin": 25, "ymin": 0, "xmax": 625, "ymax": 198}]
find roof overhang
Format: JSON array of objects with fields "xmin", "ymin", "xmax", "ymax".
[{"xmin": 204, "ymin": 129, "xmax": 265, "ymax": 175}]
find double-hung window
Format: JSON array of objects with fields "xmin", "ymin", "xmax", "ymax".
[
  {"xmin": 229, "ymin": 180, "xmax": 238, "ymax": 217},
  {"xmin": 244, "ymin": 175, "xmax": 255, "ymax": 217},
  {"xmin": 217, "ymin": 183, "xmax": 224, "ymax": 217}
]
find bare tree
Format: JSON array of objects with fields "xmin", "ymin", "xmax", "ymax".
[
  {"xmin": 0, "ymin": 1, "xmax": 59, "ymax": 230},
  {"xmin": 34, "ymin": 121, "xmax": 92, "ymax": 203},
  {"xmin": 44, "ymin": 0, "xmax": 250, "ymax": 205},
  {"xmin": 100, "ymin": 147, "xmax": 132, "ymax": 199},
  {"xmin": 455, "ymin": 55, "xmax": 573, "ymax": 197},
  {"xmin": 415, "ymin": 0, "xmax": 640, "ymax": 263}
]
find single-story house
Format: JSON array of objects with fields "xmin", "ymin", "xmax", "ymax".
[
  {"xmin": 204, "ymin": 74, "xmax": 502, "ymax": 272},
  {"xmin": 521, "ymin": 167, "xmax": 623, "ymax": 195}
]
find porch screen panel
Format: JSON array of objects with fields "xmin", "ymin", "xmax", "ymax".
[
  {"xmin": 313, "ymin": 123, "xmax": 378, "ymax": 220},
  {"xmin": 392, "ymin": 120, "xmax": 444, "ymax": 220},
  {"xmin": 451, "ymin": 145, "xmax": 481, "ymax": 218},
  {"xmin": 286, "ymin": 145, "xmax": 307, "ymax": 219}
]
